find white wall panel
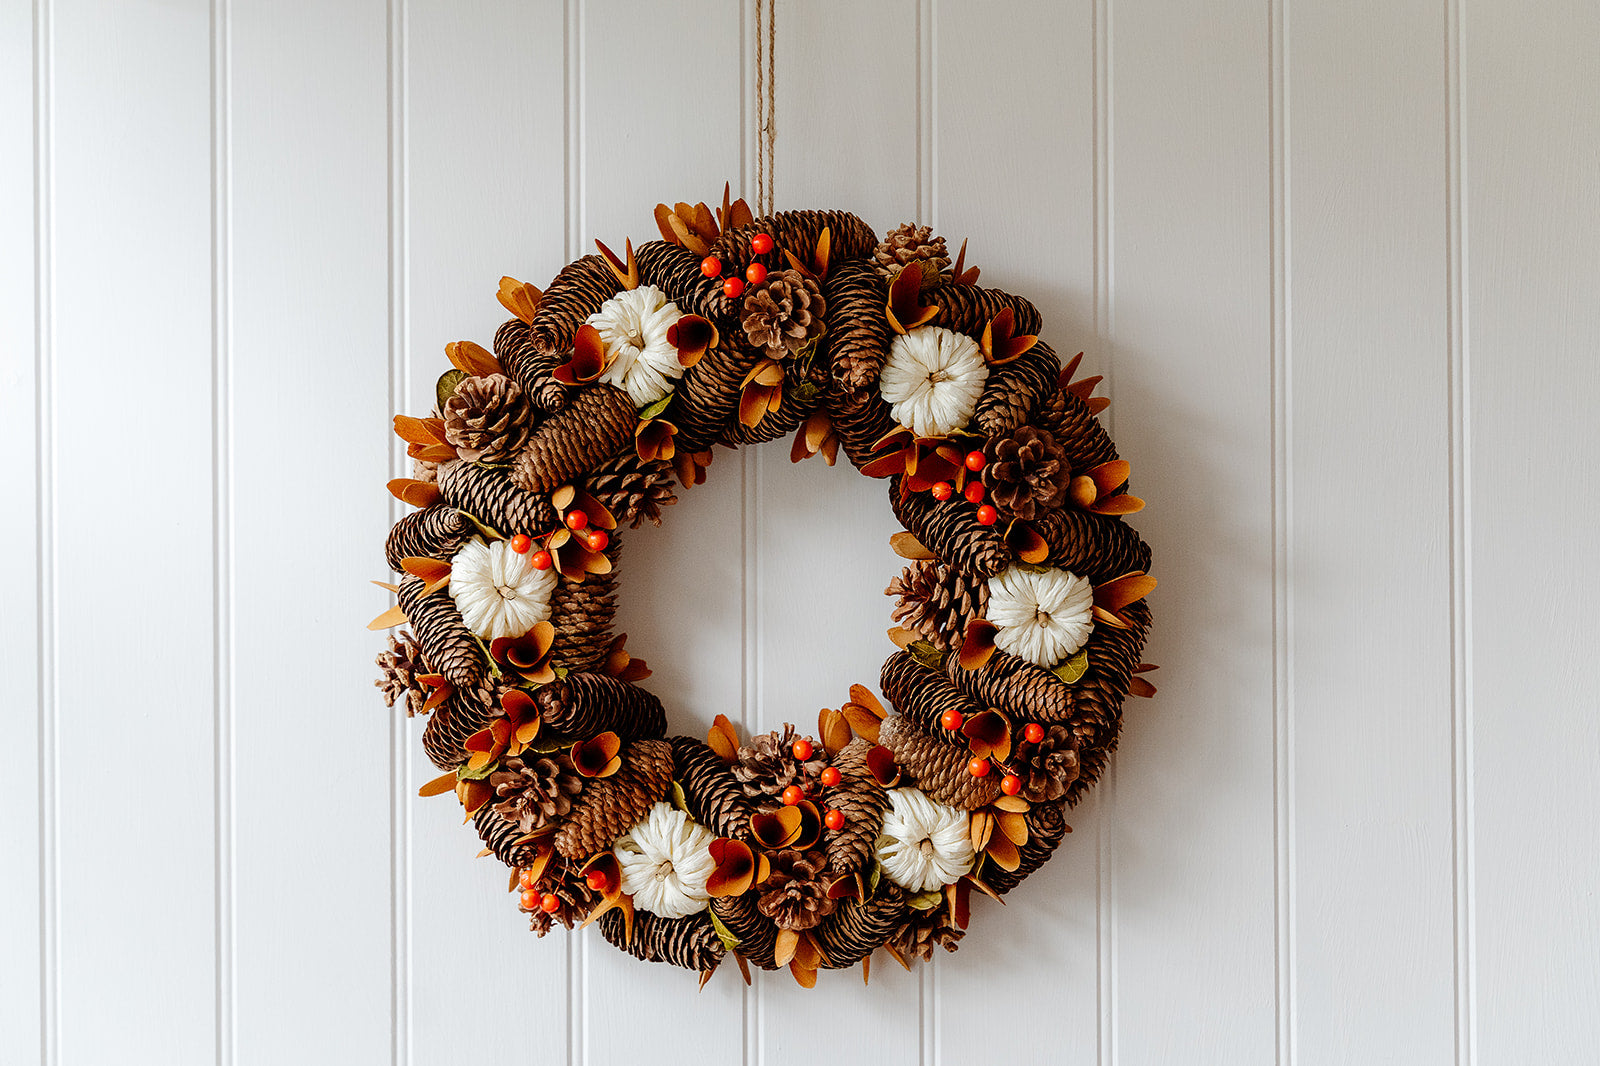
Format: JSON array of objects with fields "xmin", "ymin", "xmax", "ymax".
[{"xmin": 8, "ymin": 0, "xmax": 1600, "ymax": 1063}]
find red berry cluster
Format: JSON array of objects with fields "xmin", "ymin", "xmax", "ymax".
[
  {"xmin": 925, "ymin": 449, "xmax": 998, "ymax": 526},
  {"xmin": 506, "ymin": 505, "xmax": 608, "ymax": 569},
  {"xmin": 699, "ymin": 231, "xmax": 775, "ymax": 300},
  {"xmin": 953, "ymin": 718, "xmax": 1048, "ymax": 792},
  {"xmin": 777, "ymin": 738, "xmax": 850, "ymax": 831},
  {"xmin": 516, "ymin": 867, "xmax": 563, "ymax": 914}
]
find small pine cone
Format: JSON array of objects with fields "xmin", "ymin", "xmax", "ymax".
[
  {"xmin": 597, "ymin": 908, "xmax": 726, "ymax": 973},
  {"xmin": 878, "ymin": 714, "xmax": 1001, "ymax": 810},
  {"xmin": 510, "ymin": 384, "xmax": 637, "ymax": 496},
  {"xmin": 375, "ymin": 629, "xmax": 428, "ymax": 716},
  {"xmin": 633, "ymin": 240, "xmax": 728, "ymax": 323},
  {"xmin": 1002, "ymin": 723, "xmax": 1081, "ymax": 804},
  {"xmin": 873, "ymin": 223, "xmax": 950, "ymax": 280},
  {"xmin": 473, "ymin": 803, "xmax": 543, "ymax": 868},
  {"xmin": 889, "ymin": 479, "xmax": 1011, "ymax": 578},
  {"xmin": 436, "ymin": 460, "xmax": 558, "ymax": 536},
  {"xmin": 887, "ymin": 901, "xmax": 967, "ymax": 962},
  {"xmin": 710, "ymin": 892, "xmax": 780, "ymax": 970},
  {"xmin": 525, "ymin": 255, "xmax": 621, "ymax": 365},
  {"xmin": 1031, "ymin": 508, "xmax": 1153, "ymax": 585},
  {"xmin": 670, "ymin": 737, "xmax": 757, "ymax": 842},
  {"xmin": 411, "ymin": 455, "xmax": 439, "ymax": 483},
  {"xmin": 945, "ymin": 649, "xmax": 1071, "ymax": 724},
  {"xmin": 490, "ymin": 754, "xmax": 584, "ymax": 833},
  {"xmin": 535, "ymin": 672, "xmax": 667, "ymax": 742},
  {"xmin": 740, "ymin": 268, "xmax": 826, "ymax": 356},
  {"xmin": 547, "ymin": 545, "xmax": 621, "ymax": 673},
  {"xmin": 1036, "ymin": 383, "xmax": 1119, "ymax": 474},
  {"xmin": 814, "ymin": 889, "xmax": 909, "ymax": 968},
  {"xmin": 733, "ymin": 724, "xmax": 828, "ymax": 802},
  {"xmin": 584, "ymin": 450, "xmax": 677, "ymax": 528},
  {"xmin": 757, "ymin": 849, "xmax": 836, "ymax": 931},
  {"xmin": 553, "ymin": 738, "xmax": 674, "ymax": 859},
  {"xmin": 396, "ymin": 577, "xmax": 483, "ymax": 690},
  {"xmin": 669, "ymin": 339, "xmax": 765, "ymax": 452},
  {"xmin": 824, "ymin": 260, "xmax": 893, "ymax": 393},
  {"xmin": 879, "ymin": 651, "xmax": 982, "ymax": 744},
  {"xmin": 821, "ymin": 739, "xmax": 891, "ymax": 878},
  {"xmin": 421, "ymin": 683, "xmax": 499, "ymax": 771},
  {"xmin": 441, "ymin": 373, "xmax": 533, "ymax": 463},
  {"xmin": 885, "ymin": 559, "xmax": 989, "ymax": 651},
  {"xmin": 385, "ymin": 503, "xmax": 472, "ymax": 572},
  {"xmin": 982, "ymin": 424, "xmax": 1069, "ymax": 522},
  {"xmin": 983, "ymin": 800, "xmax": 1071, "ymax": 895},
  {"xmin": 524, "ymin": 854, "xmax": 599, "ymax": 936},
  {"xmin": 933, "ymin": 283, "xmax": 1043, "ymax": 340},
  {"xmin": 973, "ymin": 339, "xmax": 1060, "ymax": 437}
]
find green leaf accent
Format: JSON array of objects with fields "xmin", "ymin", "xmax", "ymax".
[
  {"xmin": 528, "ymin": 737, "xmax": 569, "ymax": 755},
  {"xmin": 456, "ymin": 509, "xmax": 507, "ymax": 541},
  {"xmin": 637, "ymin": 394, "xmax": 673, "ymax": 420},
  {"xmin": 866, "ymin": 862, "xmax": 882, "ymax": 899},
  {"xmin": 906, "ymin": 640, "xmax": 946, "ymax": 670},
  {"xmin": 907, "ymin": 890, "xmax": 942, "ymax": 911},
  {"xmin": 457, "ymin": 759, "xmax": 496, "ymax": 782},
  {"xmin": 1018, "ymin": 562, "xmax": 1054, "ymax": 574},
  {"xmin": 707, "ymin": 908, "xmax": 741, "ymax": 951},
  {"xmin": 669, "ymin": 779, "xmax": 690, "ymax": 814},
  {"xmin": 790, "ymin": 379, "xmax": 822, "ymax": 406},
  {"xmin": 1051, "ymin": 649, "xmax": 1090, "ymax": 685},
  {"xmin": 436, "ymin": 368, "xmax": 467, "ymax": 409},
  {"xmin": 469, "ymin": 634, "xmax": 503, "ymax": 678}
]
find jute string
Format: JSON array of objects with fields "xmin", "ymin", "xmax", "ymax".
[{"xmin": 755, "ymin": 0, "xmax": 776, "ymax": 216}]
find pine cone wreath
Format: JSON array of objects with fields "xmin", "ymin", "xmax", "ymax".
[
  {"xmin": 733, "ymin": 724, "xmax": 829, "ymax": 802},
  {"xmin": 441, "ymin": 373, "xmax": 534, "ymax": 463},
  {"xmin": 583, "ymin": 450, "xmax": 677, "ymax": 528},
  {"xmin": 756, "ymin": 849, "xmax": 837, "ymax": 931},
  {"xmin": 374, "ymin": 629, "xmax": 429, "ymax": 716},
  {"xmin": 983, "ymin": 424, "xmax": 1068, "ymax": 521},
  {"xmin": 873, "ymin": 222, "xmax": 950, "ymax": 281},
  {"xmin": 490, "ymin": 754, "xmax": 584, "ymax": 833},
  {"xmin": 741, "ymin": 268, "xmax": 826, "ymax": 356},
  {"xmin": 885, "ymin": 559, "xmax": 989, "ymax": 651},
  {"xmin": 553, "ymin": 738, "xmax": 674, "ymax": 859}
]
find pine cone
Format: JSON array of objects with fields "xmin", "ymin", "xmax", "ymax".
[
  {"xmin": 945, "ymin": 648, "xmax": 1071, "ymax": 724},
  {"xmin": 411, "ymin": 455, "xmax": 439, "ymax": 483},
  {"xmin": 421, "ymin": 682, "xmax": 500, "ymax": 771},
  {"xmin": 385, "ymin": 503, "xmax": 472, "ymax": 572},
  {"xmin": 584, "ymin": 450, "xmax": 677, "ymax": 528},
  {"xmin": 741, "ymin": 269, "xmax": 826, "ymax": 356},
  {"xmin": 1003, "ymin": 723, "xmax": 1081, "ymax": 803},
  {"xmin": 825, "ymin": 259, "xmax": 893, "ymax": 394},
  {"xmin": 814, "ymin": 889, "xmax": 909, "ymax": 968},
  {"xmin": 510, "ymin": 384, "xmax": 637, "ymax": 496},
  {"xmin": 436, "ymin": 460, "xmax": 558, "ymax": 536},
  {"xmin": 374, "ymin": 629, "xmax": 428, "ymax": 716},
  {"xmin": 1036, "ymin": 383, "xmax": 1119, "ymax": 474},
  {"xmin": 933, "ymin": 283, "xmax": 1042, "ymax": 340},
  {"xmin": 667, "ymin": 338, "xmax": 765, "ymax": 452},
  {"xmin": 879, "ymin": 651, "xmax": 981, "ymax": 744},
  {"xmin": 733, "ymin": 725, "xmax": 828, "ymax": 801},
  {"xmin": 873, "ymin": 223, "xmax": 950, "ymax": 280},
  {"xmin": 973, "ymin": 338, "xmax": 1060, "ymax": 436},
  {"xmin": 888, "ymin": 478, "xmax": 1011, "ymax": 578},
  {"xmin": 710, "ymin": 892, "xmax": 781, "ymax": 970},
  {"xmin": 523, "ymin": 853, "xmax": 599, "ymax": 935},
  {"xmin": 885, "ymin": 559, "xmax": 989, "ymax": 651},
  {"xmin": 598, "ymin": 908, "xmax": 726, "ymax": 973},
  {"xmin": 878, "ymin": 713, "xmax": 1000, "ymax": 810},
  {"xmin": 1030, "ymin": 507, "xmax": 1153, "ymax": 585},
  {"xmin": 441, "ymin": 373, "xmax": 533, "ymax": 463},
  {"xmin": 547, "ymin": 547, "xmax": 621, "ymax": 673},
  {"xmin": 396, "ymin": 577, "xmax": 483, "ymax": 690},
  {"xmin": 887, "ymin": 900, "xmax": 966, "ymax": 962},
  {"xmin": 983, "ymin": 800, "xmax": 1070, "ymax": 895},
  {"xmin": 670, "ymin": 737, "xmax": 757, "ymax": 842},
  {"xmin": 757, "ymin": 849, "xmax": 837, "ymax": 931},
  {"xmin": 490, "ymin": 754, "xmax": 584, "ymax": 832},
  {"xmin": 821, "ymin": 739, "xmax": 890, "ymax": 877},
  {"xmin": 473, "ymin": 804, "xmax": 543, "ymax": 868},
  {"xmin": 983, "ymin": 424, "xmax": 1068, "ymax": 521},
  {"xmin": 553, "ymin": 738, "xmax": 674, "ymax": 859},
  {"xmin": 534, "ymin": 671, "xmax": 667, "ymax": 742}
]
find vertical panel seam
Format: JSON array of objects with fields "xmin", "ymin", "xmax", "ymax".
[
  {"xmin": 210, "ymin": 1, "xmax": 236, "ymax": 1063},
  {"xmin": 1268, "ymin": 1, "xmax": 1294, "ymax": 1065},
  {"xmin": 1445, "ymin": 0, "xmax": 1475, "ymax": 1062},
  {"xmin": 565, "ymin": 4, "xmax": 586, "ymax": 1065},
  {"xmin": 386, "ymin": 0, "xmax": 412, "ymax": 1061},
  {"xmin": 33, "ymin": 0, "xmax": 58, "ymax": 1062}
]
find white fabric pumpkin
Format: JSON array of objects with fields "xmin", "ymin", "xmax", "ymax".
[
  {"xmin": 874, "ymin": 787, "xmax": 975, "ymax": 892},
  {"xmin": 614, "ymin": 802, "xmax": 717, "ymax": 919},
  {"xmin": 878, "ymin": 325, "xmax": 988, "ymax": 438},
  {"xmin": 446, "ymin": 537, "xmax": 558, "ymax": 641},
  {"xmin": 586, "ymin": 284, "xmax": 686, "ymax": 407},
  {"xmin": 985, "ymin": 565, "xmax": 1095, "ymax": 667}
]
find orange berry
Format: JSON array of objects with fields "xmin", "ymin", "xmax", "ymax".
[
  {"xmin": 519, "ymin": 889, "xmax": 541, "ymax": 910},
  {"xmin": 965, "ymin": 450, "xmax": 986, "ymax": 472},
  {"xmin": 976, "ymin": 505, "xmax": 999, "ymax": 526},
  {"xmin": 585, "ymin": 870, "xmax": 608, "ymax": 891},
  {"xmin": 940, "ymin": 708, "xmax": 964, "ymax": 731},
  {"xmin": 930, "ymin": 481, "xmax": 953, "ymax": 501},
  {"xmin": 746, "ymin": 262, "xmax": 768, "ymax": 286},
  {"xmin": 968, "ymin": 757, "xmax": 991, "ymax": 778},
  {"xmin": 700, "ymin": 256, "xmax": 723, "ymax": 278},
  {"xmin": 585, "ymin": 528, "xmax": 609, "ymax": 552},
  {"xmin": 539, "ymin": 892, "xmax": 562, "ymax": 913},
  {"xmin": 824, "ymin": 809, "xmax": 846, "ymax": 831},
  {"xmin": 509, "ymin": 533, "xmax": 533, "ymax": 554},
  {"xmin": 1001, "ymin": 774, "xmax": 1023, "ymax": 796},
  {"xmin": 819, "ymin": 766, "xmax": 841, "ymax": 788},
  {"xmin": 1024, "ymin": 723, "xmax": 1045, "ymax": 744},
  {"xmin": 792, "ymin": 739, "xmax": 814, "ymax": 761},
  {"xmin": 964, "ymin": 480, "xmax": 986, "ymax": 504},
  {"xmin": 750, "ymin": 233, "xmax": 774, "ymax": 254},
  {"xmin": 722, "ymin": 276, "xmax": 745, "ymax": 299},
  {"xmin": 565, "ymin": 509, "xmax": 589, "ymax": 530},
  {"xmin": 781, "ymin": 785, "xmax": 804, "ymax": 806},
  {"xmin": 530, "ymin": 549, "xmax": 553, "ymax": 570},
  {"xmin": 518, "ymin": 868, "xmax": 537, "ymax": 890}
]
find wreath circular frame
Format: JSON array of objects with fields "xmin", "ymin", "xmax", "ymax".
[{"xmin": 372, "ymin": 192, "xmax": 1157, "ymax": 987}]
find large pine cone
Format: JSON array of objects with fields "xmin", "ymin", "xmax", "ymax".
[
  {"xmin": 885, "ymin": 559, "xmax": 989, "ymax": 651},
  {"xmin": 553, "ymin": 739, "xmax": 673, "ymax": 859},
  {"xmin": 879, "ymin": 651, "xmax": 981, "ymax": 745},
  {"xmin": 821, "ymin": 739, "xmax": 890, "ymax": 877},
  {"xmin": 584, "ymin": 450, "xmax": 677, "ymax": 528},
  {"xmin": 983, "ymin": 424, "xmax": 1068, "ymax": 521},
  {"xmin": 396, "ymin": 577, "xmax": 482, "ymax": 690},
  {"xmin": 436, "ymin": 460, "xmax": 557, "ymax": 537},
  {"xmin": 598, "ymin": 908, "xmax": 726, "ymax": 973},
  {"xmin": 709, "ymin": 892, "xmax": 780, "ymax": 970},
  {"xmin": 741, "ymin": 268, "xmax": 826, "ymax": 356},
  {"xmin": 814, "ymin": 890, "xmax": 909, "ymax": 968},
  {"xmin": 873, "ymin": 222, "xmax": 950, "ymax": 279},
  {"xmin": 888, "ymin": 479, "xmax": 1011, "ymax": 578},
  {"xmin": 534, "ymin": 671, "xmax": 667, "ymax": 742},
  {"xmin": 670, "ymin": 737, "xmax": 756, "ymax": 842},
  {"xmin": 473, "ymin": 804, "xmax": 543, "ymax": 868},
  {"xmin": 385, "ymin": 504, "xmax": 472, "ymax": 571},
  {"xmin": 983, "ymin": 800, "xmax": 1070, "ymax": 895},
  {"xmin": 510, "ymin": 384, "xmax": 636, "ymax": 495},
  {"xmin": 756, "ymin": 849, "xmax": 837, "ymax": 931},
  {"xmin": 489, "ymin": 754, "xmax": 584, "ymax": 832},
  {"xmin": 878, "ymin": 714, "xmax": 1001, "ymax": 810},
  {"xmin": 375, "ymin": 630, "xmax": 428, "ymax": 716},
  {"xmin": 442, "ymin": 373, "xmax": 533, "ymax": 463},
  {"xmin": 547, "ymin": 549, "xmax": 621, "ymax": 674}
]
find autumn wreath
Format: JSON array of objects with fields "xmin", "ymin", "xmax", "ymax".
[{"xmin": 371, "ymin": 189, "xmax": 1157, "ymax": 986}]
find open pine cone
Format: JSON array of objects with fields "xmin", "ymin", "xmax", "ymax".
[
  {"xmin": 741, "ymin": 268, "xmax": 826, "ymax": 356},
  {"xmin": 375, "ymin": 630, "xmax": 428, "ymax": 716},
  {"xmin": 733, "ymin": 725, "xmax": 828, "ymax": 801},
  {"xmin": 873, "ymin": 222, "xmax": 950, "ymax": 281},
  {"xmin": 1005, "ymin": 723, "xmax": 1081, "ymax": 803},
  {"xmin": 442, "ymin": 373, "xmax": 533, "ymax": 463},
  {"xmin": 756, "ymin": 849, "xmax": 837, "ymax": 931},
  {"xmin": 982, "ymin": 424, "xmax": 1068, "ymax": 521},
  {"xmin": 888, "ymin": 901, "xmax": 967, "ymax": 962},
  {"xmin": 490, "ymin": 754, "xmax": 584, "ymax": 833},
  {"xmin": 886, "ymin": 559, "xmax": 990, "ymax": 651}
]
